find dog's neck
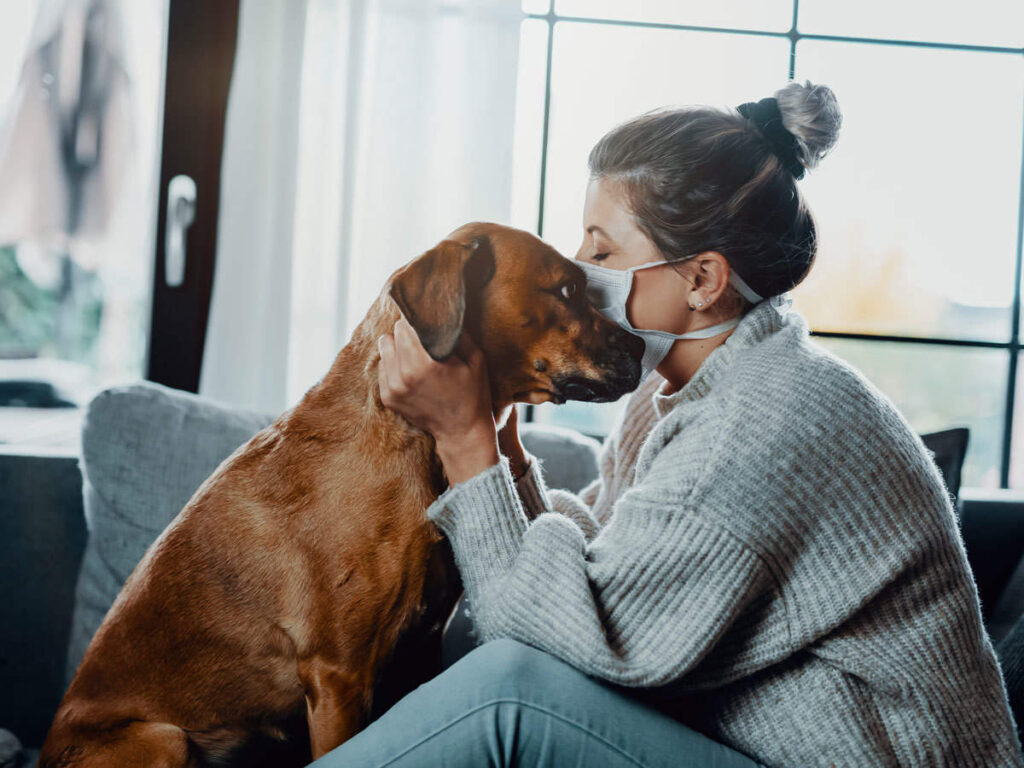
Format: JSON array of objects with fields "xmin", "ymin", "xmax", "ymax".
[
  {"xmin": 299, "ymin": 296, "xmax": 429, "ymax": 438},
  {"xmin": 288, "ymin": 290, "xmax": 512, "ymax": 492},
  {"xmin": 341, "ymin": 289, "xmax": 512, "ymax": 420}
]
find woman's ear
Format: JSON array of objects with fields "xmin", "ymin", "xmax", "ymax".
[{"xmin": 389, "ymin": 236, "xmax": 496, "ymax": 361}]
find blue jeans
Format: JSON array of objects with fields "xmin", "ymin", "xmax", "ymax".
[{"xmin": 308, "ymin": 638, "xmax": 767, "ymax": 767}]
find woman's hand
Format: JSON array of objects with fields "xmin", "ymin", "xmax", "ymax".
[{"xmin": 377, "ymin": 317, "xmax": 499, "ymax": 485}]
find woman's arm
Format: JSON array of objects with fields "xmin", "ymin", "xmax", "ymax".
[
  {"xmin": 377, "ymin": 320, "xmax": 777, "ymax": 686},
  {"xmin": 378, "ymin": 316, "xmax": 619, "ymax": 541},
  {"xmin": 426, "ymin": 444, "xmax": 775, "ymax": 688},
  {"xmin": 503, "ymin": 372, "xmax": 663, "ymax": 537},
  {"xmin": 513, "ymin": 456, "xmax": 603, "ymax": 540}
]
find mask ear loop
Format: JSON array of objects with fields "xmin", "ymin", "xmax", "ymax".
[
  {"xmin": 717, "ymin": 261, "xmax": 794, "ymax": 317},
  {"xmin": 768, "ymin": 292, "xmax": 794, "ymax": 316}
]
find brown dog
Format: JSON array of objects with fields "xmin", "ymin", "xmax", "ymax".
[{"xmin": 39, "ymin": 222, "xmax": 643, "ymax": 767}]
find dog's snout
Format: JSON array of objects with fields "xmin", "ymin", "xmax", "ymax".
[
  {"xmin": 608, "ymin": 327, "xmax": 645, "ymax": 361},
  {"xmin": 561, "ymin": 378, "xmax": 600, "ymax": 401}
]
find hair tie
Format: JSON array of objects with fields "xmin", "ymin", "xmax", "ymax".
[{"xmin": 736, "ymin": 97, "xmax": 805, "ymax": 180}]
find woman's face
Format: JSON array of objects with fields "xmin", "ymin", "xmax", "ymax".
[{"xmin": 574, "ymin": 176, "xmax": 696, "ymax": 335}]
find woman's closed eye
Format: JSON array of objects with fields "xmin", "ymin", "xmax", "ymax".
[{"xmin": 592, "ymin": 252, "xmax": 610, "ymax": 262}]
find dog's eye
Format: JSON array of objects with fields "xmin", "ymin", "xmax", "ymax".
[{"xmin": 560, "ymin": 282, "xmax": 578, "ymax": 301}]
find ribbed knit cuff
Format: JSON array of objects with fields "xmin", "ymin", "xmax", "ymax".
[
  {"xmin": 425, "ymin": 455, "xmax": 529, "ymax": 586},
  {"xmin": 514, "ymin": 454, "xmax": 553, "ymax": 520}
]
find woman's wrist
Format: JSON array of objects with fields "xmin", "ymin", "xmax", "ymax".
[{"xmin": 436, "ymin": 423, "xmax": 501, "ymax": 486}]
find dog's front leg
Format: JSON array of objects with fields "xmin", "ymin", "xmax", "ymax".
[{"xmin": 299, "ymin": 656, "xmax": 367, "ymax": 758}]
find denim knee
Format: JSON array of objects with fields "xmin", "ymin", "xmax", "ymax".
[{"xmin": 452, "ymin": 638, "xmax": 555, "ymax": 695}]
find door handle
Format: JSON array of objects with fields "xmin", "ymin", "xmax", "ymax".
[{"xmin": 165, "ymin": 174, "xmax": 197, "ymax": 287}]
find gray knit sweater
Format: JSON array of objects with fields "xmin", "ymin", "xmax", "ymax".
[{"xmin": 425, "ymin": 298, "xmax": 1024, "ymax": 767}]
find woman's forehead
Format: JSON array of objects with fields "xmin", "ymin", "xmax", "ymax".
[{"xmin": 583, "ymin": 178, "xmax": 645, "ymax": 245}]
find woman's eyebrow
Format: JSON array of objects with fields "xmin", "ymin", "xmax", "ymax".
[{"xmin": 586, "ymin": 225, "xmax": 615, "ymax": 241}]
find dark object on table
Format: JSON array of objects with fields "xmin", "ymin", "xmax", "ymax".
[{"xmin": 0, "ymin": 381, "xmax": 76, "ymax": 409}]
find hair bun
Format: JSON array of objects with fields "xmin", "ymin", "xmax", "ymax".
[
  {"xmin": 736, "ymin": 97, "xmax": 805, "ymax": 178},
  {"xmin": 773, "ymin": 79, "xmax": 842, "ymax": 174}
]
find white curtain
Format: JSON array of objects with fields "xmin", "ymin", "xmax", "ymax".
[
  {"xmin": 200, "ymin": 0, "xmax": 523, "ymax": 414},
  {"xmin": 0, "ymin": 0, "xmax": 133, "ymax": 249}
]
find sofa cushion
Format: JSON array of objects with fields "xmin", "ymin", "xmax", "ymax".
[
  {"xmin": 0, "ymin": 452, "xmax": 86, "ymax": 748},
  {"xmin": 66, "ymin": 385, "xmax": 601, "ymax": 685},
  {"xmin": 919, "ymin": 426, "xmax": 969, "ymax": 513},
  {"xmin": 519, "ymin": 422, "xmax": 599, "ymax": 495},
  {"xmin": 66, "ymin": 383, "xmax": 273, "ymax": 683}
]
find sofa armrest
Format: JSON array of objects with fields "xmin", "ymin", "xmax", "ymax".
[{"xmin": 0, "ymin": 448, "xmax": 86, "ymax": 748}]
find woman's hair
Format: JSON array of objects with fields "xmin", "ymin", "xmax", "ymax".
[{"xmin": 588, "ymin": 79, "xmax": 842, "ymax": 314}]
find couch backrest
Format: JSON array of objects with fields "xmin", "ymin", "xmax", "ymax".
[
  {"xmin": 67, "ymin": 383, "xmax": 275, "ymax": 684},
  {"xmin": 0, "ymin": 451, "xmax": 85, "ymax": 748},
  {"xmin": 66, "ymin": 382, "xmax": 601, "ymax": 685},
  {"xmin": 6, "ymin": 381, "xmax": 1020, "ymax": 751}
]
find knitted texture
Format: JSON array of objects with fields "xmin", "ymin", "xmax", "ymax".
[{"xmin": 425, "ymin": 298, "xmax": 1024, "ymax": 767}]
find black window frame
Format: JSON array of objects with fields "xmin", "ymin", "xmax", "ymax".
[
  {"xmin": 147, "ymin": 0, "xmax": 239, "ymax": 393},
  {"xmin": 523, "ymin": 2, "xmax": 1024, "ymax": 489}
]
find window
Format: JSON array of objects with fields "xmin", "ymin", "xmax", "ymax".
[
  {"xmin": 510, "ymin": 0, "xmax": 1024, "ymax": 489},
  {"xmin": 0, "ymin": 2, "xmax": 168, "ymax": 421}
]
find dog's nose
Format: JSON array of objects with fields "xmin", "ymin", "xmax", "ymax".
[{"xmin": 609, "ymin": 327, "xmax": 645, "ymax": 360}]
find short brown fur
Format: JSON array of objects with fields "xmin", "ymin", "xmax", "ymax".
[{"xmin": 39, "ymin": 223, "xmax": 641, "ymax": 767}]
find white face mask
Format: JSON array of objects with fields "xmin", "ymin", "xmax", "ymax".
[{"xmin": 576, "ymin": 257, "xmax": 793, "ymax": 384}]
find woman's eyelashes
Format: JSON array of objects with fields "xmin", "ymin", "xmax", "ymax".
[{"xmin": 592, "ymin": 252, "xmax": 610, "ymax": 262}]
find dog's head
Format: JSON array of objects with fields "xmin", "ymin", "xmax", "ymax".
[{"xmin": 388, "ymin": 222, "xmax": 644, "ymax": 409}]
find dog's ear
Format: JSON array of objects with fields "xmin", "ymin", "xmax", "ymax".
[{"xmin": 389, "ymin": 236, "xmax": 496, "ymax": 361}]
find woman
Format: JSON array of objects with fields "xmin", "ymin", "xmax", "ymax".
[{"xmin": 312, "ymin": 81, "xmax": 1024, "ymax": 767}]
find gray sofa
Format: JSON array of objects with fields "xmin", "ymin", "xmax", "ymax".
[
  {"xmin": 0, "ymin": 382, "xmax": 604, "ymax": 764},
  {"xmin": 2, "ymin": 381, "xmax": 1023, "ymax": 764}
]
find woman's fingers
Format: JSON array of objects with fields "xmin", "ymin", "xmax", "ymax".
[
  {"xmin": 377, "ymin": 332, "xmax": 403, "ymax": 397},
  {"xmin": 376, "ymin": 317, "xmax": 495, "ymax": 451},
  {"xmin": 394, "ymin": 316, "xmax": 439, "ymax": 384}
]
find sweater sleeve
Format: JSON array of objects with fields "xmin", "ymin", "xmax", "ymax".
[
  {"xmin": 512, "ymin": 387, "xmax": 630, "ymax": 532},
  {"xmin": 511, "ymin": 375, "xmax": 650, "ymax": 530},
  {"xmin": 426, "ymin": 452, "xmax": 773, "ymax": 688},
  {"xmin": 513, "ymin": 454, "xmax": 603, "ymax": 540}
]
